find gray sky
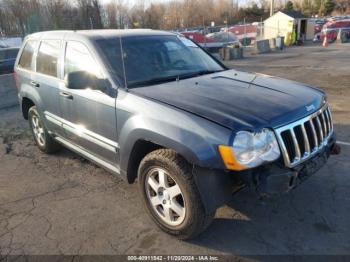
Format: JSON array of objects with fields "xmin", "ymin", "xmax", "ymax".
[{"xmin": 100, "ymin": 0, "xmax": 247, "ymax": 7}]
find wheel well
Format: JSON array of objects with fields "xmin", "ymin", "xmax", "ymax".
[
  {"xmin": 127, "ymin": 140, "xmax": 163, "ymax": 183},
  {"xmin": 22, "ymin": 97, "xmax": 35, "ymax": 120}
]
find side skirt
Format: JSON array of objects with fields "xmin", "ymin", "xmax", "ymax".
[{"xmin": 54, "ymin": 136, "xmax": 121, "ymax": 176}]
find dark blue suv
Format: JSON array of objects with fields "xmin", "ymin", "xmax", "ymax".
[{"xmin": 14, "ymin": 30, "xmax": 339, "ymax": 239}]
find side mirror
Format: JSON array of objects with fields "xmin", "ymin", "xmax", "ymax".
[{"xmin": 66, "ymin": 71, "xmax": 105, "ymax": 91}]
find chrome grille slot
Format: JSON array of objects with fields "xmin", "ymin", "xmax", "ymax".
[
  {"xmin": 325, "ymin": 108, "xmax": 331, "ymax": 134},
  {"xmin": 320, "ymin": 112, "xmax": 327, "ymax": 135},
  {"xmin": 275, "ymin": 104, "xmax": 333, "ymax": 168},
  {"xmin": 294, "ymin": 125, "xmax": 305, "ymax": 156}
]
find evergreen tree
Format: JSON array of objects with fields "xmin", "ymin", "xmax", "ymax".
[
  {"xmin": 312, "ymin": 0, "xmax": 322, "ymax": 14},
  {"xmin": 302, "ymin": 0, "xmax": 311, "ymax": 15},
  {"xmin": 285, "ymin": 1, "xmax": 294, "ymax": 11},
  {"xmin": 324, "ymin": 0, "xmax": 335, "ymax": 15}
]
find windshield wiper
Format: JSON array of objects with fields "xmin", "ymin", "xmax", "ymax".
[
  {"xmin": 128, "ymin": 75, "xmax": 179, "ymax": 88},
  {"xmin": 177, "ymin": 69, "xmax": 225, "ymax": 80},
  {"xmin": 127, "ymin": 69, "xmax": 225, "ymax": 88}
]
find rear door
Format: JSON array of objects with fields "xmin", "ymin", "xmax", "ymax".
[
  {"xmin": 33, "ymin": 40, "xmax": 62, "ymax": 135},
  {"xmin": 16, "ymin": 40, "xmax": 39, "ymax": 105},
  {"xmin": 59, "ymin": 40, "xmax": 118, "ymax": 165}
]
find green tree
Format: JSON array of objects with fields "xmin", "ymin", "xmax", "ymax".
[
  {"xmin": 312, "ymin": 0, "xmax": 322, "ymax": 15},
  {"xmin": 302, "ymin": 0, "xmax": 311, "ymax": 15},
  {"xmin": 324, "ymin": 0, "xmax": 336, "ymax": 14},
  {"xmin": 285, "ymin": 1, "xmax": 294, "ymax": 11}
]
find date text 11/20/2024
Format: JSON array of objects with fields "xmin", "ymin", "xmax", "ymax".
[{"xmin": 127, "ymin": 255, "xmax": 219, "ymax": 261}]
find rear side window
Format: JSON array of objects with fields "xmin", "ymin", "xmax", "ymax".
[
  {"xmin": 18, "ymin": 41, "xmax": 38, "ymax": 70},
  {"xmin": 36, "ymin": 40, "xmax": 60, "ymax": 77}
]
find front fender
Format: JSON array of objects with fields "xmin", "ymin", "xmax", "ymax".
[
  {"xmin": 119, "ymin": 125, "xmax": 200, "ymax": 174},
  {"xmin": 117, "ymin": 99, "xmax": 232, "ymax": 177}
]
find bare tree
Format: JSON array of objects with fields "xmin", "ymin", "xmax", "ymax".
[
  {"xmin": 0, "ymin": 0, "xmax": 273, "ymax": 36},
  {"xmin": 143, "ymin": 3, "xmax": 166, "ymax": 29},
  {"xmin": 46, "ymin": 0, "xmax": 69, "ymax": 29},
  {"xmin": 77, "ymin": 0, "xmax": 103, "ymax": 29},
  {"xmin": 105, "ymin": 2, "xmax": 117, "ymax": 28},
  {"xmin": 4, "ymin": 0, "xmax": 29, "ymax": 36},
  {"xmin": 335, "ymin": 0, "xmax": 350, "ymax": 14}
]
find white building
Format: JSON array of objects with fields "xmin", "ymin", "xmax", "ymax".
[{"xmin": 264, "ymin": 11, "xmax": 314, "ymax": 41}]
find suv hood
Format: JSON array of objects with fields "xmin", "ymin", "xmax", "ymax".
[{"xmin": 130, "ymin": 69, "xmax": 325, "ymax": 131}]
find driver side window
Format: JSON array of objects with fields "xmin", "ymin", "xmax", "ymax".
[{"xmin": 64, "ymin": 41, "xmax": 101, "ymax": 81}]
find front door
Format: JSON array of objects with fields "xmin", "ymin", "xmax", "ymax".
[{"xmin": 59, "ymin": 41, "xmax": 118, "ymax": 166}]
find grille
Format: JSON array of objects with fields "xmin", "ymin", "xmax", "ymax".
[{"xmin": 275, "ymin": 104, "xmax": 333, "ymax": 168}]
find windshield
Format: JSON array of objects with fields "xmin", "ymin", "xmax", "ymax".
[{"xmin": 96, "ymin": 35, "xmax": 225, "ymax": 88}]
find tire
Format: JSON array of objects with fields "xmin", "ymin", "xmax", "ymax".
[
  {"xmin": 138, "ymin": 149, "xmax": 215, "ymax": 240},
  {"xmin": 28, "ymin": 106, "xmax": 61, "ymax": 154}
]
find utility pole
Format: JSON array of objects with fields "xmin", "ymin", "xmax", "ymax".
[
  {"xmin": 90, "ymin": 17, "xmax": 93, "ymax": 29},
  {"xmin": 270, "ymin": 0, "xmax": 274, "ymax": 16}
]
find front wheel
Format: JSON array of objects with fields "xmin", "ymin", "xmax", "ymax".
[{"xmin": 138, "ymin": 149, "xmax": 215, "ymax": 240}]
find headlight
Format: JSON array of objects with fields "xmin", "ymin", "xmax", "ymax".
[{"xmin": 219, "ymin": 129, "xmax": 280, "ymax": 170}]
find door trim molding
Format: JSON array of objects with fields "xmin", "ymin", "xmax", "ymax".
[
  {"xmin": 44, "ymin": 111, "xmax": 119, "ymax": 153},
  {"xmin": 55, "ymin": 136, "xmax": 120, "ymax": 175}
]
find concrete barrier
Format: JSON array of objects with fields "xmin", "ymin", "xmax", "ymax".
[
  {"xmin": 0, "ymin": 74, "xmax": 18, "ymax": 109},
  {"xmin": 336, "ymin": 29, "xmax": 349, "ymax": 43},
  {"xmin": 219, "ymin": 46, "xmax": 244, "ymax": 61},
  {"xmin": 254, "ymin": 39, "xmax": 271, "ymax": 54},
  {"xmin": 269, "ymin": 38, "xmax": 277, "ymax": 49}
]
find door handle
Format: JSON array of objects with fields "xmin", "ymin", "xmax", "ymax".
[
  {"xmin": 30, "ymin": 81, "xmax": 40, "ymax": 88},
  {"xmin": 59, "ymin": 91, "xmax": 73, "ymax": 100}
]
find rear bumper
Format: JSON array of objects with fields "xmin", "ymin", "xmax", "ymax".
[{"xmin": 193, "ymin": 133, "xmax": 339, "ymax": 213}]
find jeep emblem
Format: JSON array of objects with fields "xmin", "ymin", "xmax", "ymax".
[{"xmin": 306, "ymin": 104, "xmax": 315, "ymax": 112}]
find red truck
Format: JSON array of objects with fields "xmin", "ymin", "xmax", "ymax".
[{"xmin": 320, "ymin": 19, "xmax": 350, "ymax": 42}]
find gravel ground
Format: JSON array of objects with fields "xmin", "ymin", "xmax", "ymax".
[{"xmin": 0, "ymin": 43, "xmax": 349, "ymax": 257}]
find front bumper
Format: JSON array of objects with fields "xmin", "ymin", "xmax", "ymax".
[
  {"xmin": 240, "ymin": 132, "xmax": 338, "ymax": 196},
  {"xmin": 193, "ymin": 133, "xmax": 339, "ymax": 213}
]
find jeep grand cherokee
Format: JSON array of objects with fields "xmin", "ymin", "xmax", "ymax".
[{"xmin": 14, "ymin": 29, "xmax": 340, "ymax": 239}]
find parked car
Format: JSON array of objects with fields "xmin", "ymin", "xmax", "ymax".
[
  {"xmin": 15, "ymin": 30, "xmax": 339, "ymax": 239},
  {"xmin": 0, "ymin": 47, "xmax": 19, "ymax": 74},
  {"xmin": 313, "ymin": 32, "xmax": 321, "ymax": 42},
  {"xmin": 182, "ymin": 31, "xmax": 241, "ymax": 52},
  {"xmin": 0, "ymin": 42, "xmax": 8, "ymax": 48},
  {"xmin": 320, "ymin": 19, "xmax": 350, "ymax": 42},
  {"xmin": 314, "ymin": 20, "xmax": 326, "ymax": 34},
  {"xmin": 206, "ymin": 31, "xmax": 241, "ymax": 45},
  {"xmin": 181, "ymin": 31, "xmax": 215, "ymax": 45},
  {"xmin": 227, "ymin": 24, "xmax": 258, "ymax": 44},
  {"xmin": 0, "ymin": 37, "xmax": 22, "ymax": 48}
]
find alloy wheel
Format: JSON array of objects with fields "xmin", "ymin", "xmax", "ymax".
[
  {"xmin": 145, "ymin": 167, "xmax": 186, "ymax": 226},
  {"xmin": 31, "ymin": 114, "xmax": 46, "ymax": 147}
]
